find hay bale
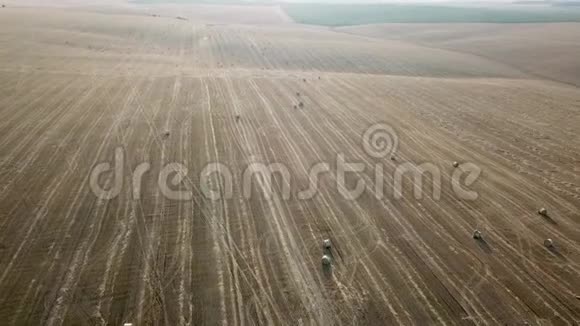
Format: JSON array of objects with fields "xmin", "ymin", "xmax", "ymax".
[
  {"xmin": 298, "ymin": 101, "xmax": 304, "ymax": 108},
  {"xmin": 544, "ymin": 238, "xmax": 554, "ymax": 248},
  {"xmin": 473, "ymin": 230, "xmax": 482, "ymax": 240},
  {"xmin": 321, "ymin": 254, "xmax": 332, "ymax": 266},
  {"xmin": 323, "ymin": 239, "xmax": 331, "ymax": 249},
  {"xmin": 538, "ymin": 208, "xmax": 548, "ymax": 216},
  {"xmin": 452, "ymin": 161, "xmax": 459, "ymax": 168}
]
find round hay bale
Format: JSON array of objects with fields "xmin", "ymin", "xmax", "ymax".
[
  {"xmin": 452, "ymin": 161, "xmax": 459, "ymax": 168},
  {"xmin": 538, "ymin": 208, "xmax": 548, "ymax": 216},
  {"xmin": 544, "ymin": 238, "xmax": 554, "ymax": 248},
  {"xmin": 323, "ymin": 239, "xmax": 331, "ymax": 249},
  {"xmin": 473, "ymin": 230, "xmax": 482, "ymax": 240},
  {"xmin": 321, "ymin": 254, "xmax": 332, "ymax": 266}
]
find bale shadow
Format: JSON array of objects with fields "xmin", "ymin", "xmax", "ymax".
[
  {"xmin": 547, "ymin": 245, "xmax": 566, "ymax": 260},
  {"xmin": 541, "ymin": 213, "xmax": 558, "ymax": 225},
  {"xmin": 324, "ymin": 247, "xmax": 332, "ymax": 257},
  {"xmin": 322, "ymin": 247, "xmax": 334, "ymax": 278},
  {"xmin": 476, "ymin": 238, "xmax": 493, "ymax": 254},
  {"xmin": 322, "ymin": 263, "xmax": 333, "ymax": 278}
]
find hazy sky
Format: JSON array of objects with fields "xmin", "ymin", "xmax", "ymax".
[{"xmin": 272, "ymin": 0, "xmax": 532, "ymax": 3}]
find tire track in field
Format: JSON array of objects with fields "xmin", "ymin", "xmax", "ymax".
[
  {"xmin": 227, "ymin": 77, "xmax": 299, "ymax": 324},
  {"xmin": 30, "ymin": 23, "xmax": 157, "ymax": 316},
  {"xmin": 203, "ymin": 78, "xmax": 288, "ymax": 325},
  {"xmin": 330, "ymin": 76, "xmax": 572, "ymax": 318},
  {"xmin": 0, "ymin": 78, "xmax": 129, "ymax": 290},
  {"xmin": 306, "ymin": 77, "xmax": 503, "ymax": 323},
  {"xmin": 0, "ymin": 75, "xmax": 140, "ymax": 323},
  {"xmin": 128, "ymin": 76, "xmax": 177, "ymax": 325},
  {"xmin": 208, "ymin": 78, "xmax": 246, "ymax": 326},
  {"xmin": 268, "ymin": 76, "xmax": 498, "ymax": 320},
  {"xmin": 220, "ymin": 77, "xmax": 290, "ymax": 324},
  {"xmin": 248, "ymin": 78, "xmax": 351, "ymax": 325},
  {"xmin": 200, "ymin": 78, "xmax": 228, "ymax": 325},
  {"xmin": 41, "ymin": 78, "xmax": 148, "ymax": 326},
  {"xmin": 322, "ymin": 75, "xmax": 580, "ymax": 322},
  {"xmin": 33, "ymin": 24, "xmax": 160, "ymax": 323},
  {"xmin": 262, "ymin": 78, "xmax": 436, "ymax": 324}
]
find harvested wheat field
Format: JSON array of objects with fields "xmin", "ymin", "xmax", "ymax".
[
  {"xmin": 340, "ymin": 22, "xmax": 580, "ymax": 87},
  {"xmin": 1, "ymin": 3, "xmax": 580, "ymax": 326}
]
